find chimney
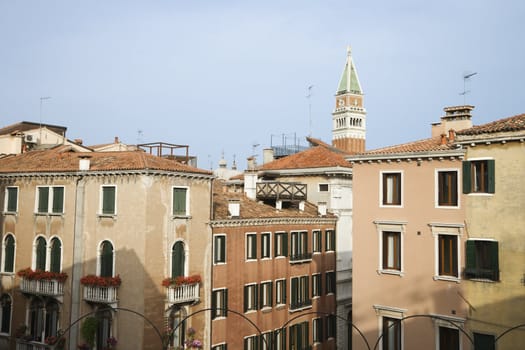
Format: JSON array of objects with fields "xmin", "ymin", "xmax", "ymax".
[
  {"xmin": 432, "ymin": 105, "xmax": 474, "ymax": 138},
  {"xmin": 448, "ymin": 129, "xmax": 455, "ymax": 142},
  {"xmin": 275, "ymin": 200, "xmax": 282, "ymax": 210},
  {"xmin": 299, "ymin": 201, "xmax": 305, "ymax": 211},
  {"xmin": 440, "ymin": 134, "xmax": 447, "ymax": 145},
  {"xmin": 79, "ymin": 156, "xmax": 91, "ymax": 171},
  {"xmin": 263, "ymin": 148, "xmax": 275, "ymax": 164},
  {"xmin": 228, "ymin": 199, "xmax": 240, "ymax": 217},
  {"xmin": 244, "ymin": 172, "xmax": 257, "ymax": 200},
  {"xmin": 318, "ymin": 202, "xmax": 327, "ymax": 216},
  {"xmin": 74, "ymin": 139, "xmax": 83, "ymax": 145},
  {"xmin": 114, "ymin": 136, "xmax": 119, "ymax": 144},
  {"xmin": 247, "ymin": 156, "xmax": 256, "ymax": 171}
]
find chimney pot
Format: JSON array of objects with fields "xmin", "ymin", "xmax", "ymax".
[
  {"xmin": 115, "ymin": 136, "xmax": 119, "ymax": 144},
  {"xmin": 228, "ymin": 199, "xmax": 240, "ymax": 217},
  {"xmin": 448, "ymin": 129, "xmax": 455, "ymax": 142},
  {"xmin": 318, "ymin": 202, "xmax": 327, "ymax": 216},
  {"xmin": 440, "ymin": 134, "xmax": 447, "ymax": 145}
]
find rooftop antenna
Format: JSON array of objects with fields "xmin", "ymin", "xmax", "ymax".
[
  {"xmin": 39, "ymin": 96, "xmax": 51, "ymax": 142},
  {"xmin": 137, "ymin": 129, "xmax": 143, "ymax": 144},
  {"xmin": 306, "ymin": 85, "xmax": 314, "ymax": 136},
  {"xmin": 459, "ymin": 72, "xmax": 477, "ymax": 105}
]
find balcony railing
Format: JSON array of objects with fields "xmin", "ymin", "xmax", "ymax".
[
  {"xmin": 167, "ymin": 283, "xmax": 200, "ymax": 305},
  {"xmin": 256, "ymin": 182, "xmax": 307, "ymax": 201},
  {"xmin": 20, "ymin": 278, "xmax": 64, "ymax": 297},
  {"xmin": 15, "ymin": 339, "xmax": 52, "ymax": 350},
  {"xmin": 83, "ymin": 285, "xmax": 118, "ymax": 304},
  {"xmin": 290, "ymin": 299, "xmax": 312, "ymax": 311},
  {"xmin": 289, "ymin": 252, "xmax": 313, "ymax": 263}
]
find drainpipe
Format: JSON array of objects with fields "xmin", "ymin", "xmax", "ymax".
[{"xmin": 69, "ymin": 174, "xmax": 86, "ymax": 350}]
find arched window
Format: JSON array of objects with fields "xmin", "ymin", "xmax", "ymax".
[
  {"xmin": 168, "ymin": 307, "xmax": 186, "ymax": 348},
  {"xmin": 29, "ymin": 299, "xmax": 45, "ymax": 342},
  {"xmin": 96, "ymin": 309, "xmax": 112, "ymax": 350},
  {"xmin": 35, "ymin": 237, "xmax": 47, "ymax": 271},
  {"xmin": 99, "ymin": 241, "xmax": 114, "ymax": 277},
  {"xmin": 3, "ymin": 234, "xmax": 15, "ymax": 273},
  {"xmin": 171, "ymin": 242, "xmax": 185, "ymax": 278},
  {"xmin": 45, "ymin": 301, "xmax": 59, "ymax": 339},
  {"xmin": 50, "ymin": 238, "xmax": 62, "ymax": 273},
  {"xmin": 0, "ymin": 294, "xmax": 11, "ymax": 334}
]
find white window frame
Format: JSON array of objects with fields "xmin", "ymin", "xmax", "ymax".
[
  {"xmin": 432, "ymin": 314, "xmax": 465, "ymax": 350},
  {"xmin": 379, "ymin": 170, "xmax": 403, "ymax": 208},
  {"xmin": 374, "ymin": 221, "xmax": 406, "ymax": 276},
  {"xmin": 435, "ymin": 168, "xmax": 460, "ymax": 209},
  {"xmin": 97, "ymin": 239, "xmax": 116, "ymax": 277},
  {"xmin": 213, "ymin": 234, "xmax": 227, "ymax": 265},
  {"xmin": 261, "ymin": 232, "xmax": 271, "ymax": 259},
  {"xmin": 325, "ymin": 229, "xmax": 335, "ymax": 252},
  {"xmin": 4, "ymin": 186, "xmax": 19, "ymax": 214},
  {"xmin": 1, "ymin": 233, "xmax": 16, "ymax": 274},
  {"xmin": 260, "ymin": 280, "xmax": 273, "ymax": 310},
  {"xmin": 274, "ymin": 231, "xmax": 287, "ymax": 258},
  {"xmin": 244, "ymin": 334, "xmax": 258, "ymax": 350},
  {"xmin": 244, "ymin": 283, "xmax": 258, "ymax": 313},
  {"xmin": 99, "ymin": 184, "xmax": 117, "ymax": 216},
  {"xmin": 312, "ymin": 273, "xmax": 321, "ymax": 298},
  {"xmin": 32, "ymin": 235, "xmax": 48, "ymax": 271},
  {"xmin": 170, "ymin": 239, "xmax": 187, "ymax": 277},
  {"xmin": 430, "ymin": 223, "xmax": 463, "ymax": 282},
  {"xmin": 172, "ymin": 186, "xmax": 190, "ymax": 217},
  {"xmin": 373, "ymin": 305, "xmax": 406, "ymax": 350},
  {"xmin": 275, "ymin": 279, "xmax": 286, "ymax": 306},
  {"xmin": 245, "ymin": 232, "xmax": 257, "ymax": 261},
  {"xmin": 212, "ymin": 288, "xmax": 227, "ymax": 319},
  {"xmin": 318, "ymin": 183, "xmax": 329, "ymax": 192},
  {"xmin": 35, "ymin": 185, "xmax": 65, "ymax": 214},
  {"xmin": 48, "ymin": 235, "xmax": 63, "ymax": 273},
  {"xmin": 0, "ymin": 293, "xmax": 12, "ymax": 335},
  {"xmin": 312, "ymin": 230, "xmax": 321, "ymax": 253}
]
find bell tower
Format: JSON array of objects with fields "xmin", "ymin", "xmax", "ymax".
[{"xmin": 332, "ymin": 46, "xmax": 366, "ymax": 153}]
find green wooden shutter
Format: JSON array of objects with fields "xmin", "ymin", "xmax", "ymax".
[
  {"xmin": 291, "ymin": 278, "xmax": 297, "ymax": 307},
  {"xmin": 172, "ymin": 242, "xmax": 185, "ymax": 278},
  {"xmin": 173, "ymin": 188, "xmax": 187, "ymax": 215},
  {"xmin": 52, "ymin": 187, "xmax": 64, "ymax": 213},
  {"xmin": 283, "ymin": 232, "xmax": 288, "ymax": 257},
  {"xmin": 487, "ymin": 159, "xmax": 495, "ymax": 193},
  {"xmin": 7, "ymin": 187, "xmax": 17, "ymax": 212},
  {"xmin": 102, "ymin": 187, "xmax": 116, "ymax": 214},
  {"xmin": 50, "ymin": 238, "xmax": 61, "ymax": 273},
  {"xmin": 489, "ymin": 241, "xmax": 499, "ymax": 281},
  {"xmin": 462, "ymin": 161, "xmax": 471, "ymax": 194},
  {"xmin": 36, "ymin": 237, "xmax": 46, "ymax": 270},
  {"xmin": 269, "ymin": 281, "xmax": 273, "ymax": 307},
  {"xmin": 224, "ymin": 289, "xmax": 228, "ymax": 316},
  {"xmin": 243, "ymin": 286, "xmax": 248, "ymax": 312},
  {"xmin": 212, "ymin": 290, "xmax": 217, "ymax": 318},
  {"xmin": 465, "ymin": 240, "xmax": 476, "ymax": 277},
  {"xmin": 38, "ymin": 187, "xmax": 49, "ymax": 213},
  {"xmin": 4, "ymin": 235, "xmax": 15, "ymax": 272},
  {"xmin": 100, "ymin": 241, "xmax": 113, "ymax": 277}
]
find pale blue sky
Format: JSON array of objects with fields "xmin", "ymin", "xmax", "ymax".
[{"xmin": 1, "ymin": 1, "xmax": 524, "ymax": 170}]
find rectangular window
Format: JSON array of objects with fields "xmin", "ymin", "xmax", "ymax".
[
  {"xmin": 312, "ymin": 274, "xmax": 322, "ymax": 297},
  {"xmin": 290, "ymin": 276, "xmax": 310, "ymax": 310},
  {"xmin": 439, "ymin": 234, "xmax": 459, "ymax": 278},
  {"xmin": 289, "ymin": 322, "xmax": 309, "ymax": 350},
  {"xmin": 313, "ymin": 230, "xmax": 321, "ymax": 253},
  {"xmin": 260, "ymin": 332, "xmax": 271, "ymax": 350},
  {"xmin": 463, "ymin": 160, "xmax": 495, "ymax": 194},
  {"xmin": 273, "ymin": 328, "xmax": 286, "ymax": 350},
  {"xmin": 37, "ymin": 186, "xmax": 64, "ymax": 214},
  {"xmin": 325, "ymin": 229, "xmax": 335, "ymax": 252},
  {"xmin": 244, "ymin": 284, "xmax": 258, "ymax": 312},
  {"xmin": 244, "ymin": 335, "xmax": 258, "ymax": 350},
  {"xmin": 326, "ymin": 271, "xmax": 336, "ymax": 294},
  {"xmin": 438, "ymin": 170, "xmax": 458, "ymax": 206},
  {"xmin": 465, "ymin": 240, "xmax": 499, "ymax": 281},
  {"xmin": 246, "ymin": 234, "xmax": 257, "ymax": 260},
  {"xmin": 382, "ymin": 231, "xmax": 401, "ymax": 271},
  {"xmin": 212, "ymin": 344, "xmax": 227, "ymax": 350},
  {"xmin": 313, "ymin": 318, "xmax": 323, "ymax": 343},
  {"xmin": 327, "ymin": 315, "xmax": 336, "ymax": 339},
  {"xmin": 290, "ymin": 231, "xmax": 310, "ymax": 262},
  {"xmin": 212, "ymin": 289, "xmax": 228, "ymax": 319},
  {"xmin": 214, "ymin": 235, "xmax": 226, "ymax": 264},
  {"xmin": 172, "ymin": 187, "xmax": 188, "ymax": 216},
  {"xmin": 473, "ymin": 332, "xmax": 495, "ymax": 350},
  {"xmin": 439, "ymin": 326, "xmax": 459, "ymax": 350},
  {"xmin": 274, "ymin": 232, "xmax": 288, "ymax": 258},
  {"xmin": 382, "ymin": 172, "xmax": 402, "ymax": 206},
  {"xmin": 318, "ymin": 183, "xmax": 329, "ymax": 192},
  {"xmin": 383, "ymin": 317, "xmax": 401, "ymax": 350},
  {"xmin": 101, "ymin": 186, "xmax": 116, "ymax": 215},
  {"xmin": 5, "ymin": 187, "xmax": 18, "ymax": 213},
  {"xmin": 275, "ymin": 279, "xmax": 286, "ymax": 305},
  {"xmin": 260, "ymin": 281, "xmax": 273, "ymax": 309},
  {"xmin": 261, "ymin": 233, "xmax": 271, "ymax": 259}
]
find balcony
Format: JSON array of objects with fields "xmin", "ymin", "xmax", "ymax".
[
  {"xmin": 256, "ymin": 182, "xmax": 307, "ymax": 201},
  {"xmin": 15, "ymin": 339, "xmax": 52, "ymax": 350},
  {"xmin": 167, "ymin": 283, "xmax": 200, "ymax": 305},
  {"xmin": 290, "ymin": 299, "xmax": 312, "ymax": 311},
  {"xmin": 290, "ymin": 252, "xmax": 313, "ymax": 263},
  {"xmin": 20, "ymin": 278, "xmax": 64, "ymax": 297},
  {"xmin": 83, "ymin": 285, "xmax": 119, "ymax": 304}
]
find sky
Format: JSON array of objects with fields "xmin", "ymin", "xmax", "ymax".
[{"xmin": 1, "ymin": 1, "xmax": 524, "ymax": 170}]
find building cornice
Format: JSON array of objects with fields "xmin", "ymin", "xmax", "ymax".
[
  {"xmin": 209, "ymin": 216, "xmax": 338, "ymax": 228},
  {"xmin": 346, "ymin": 149, "xmax": 465, "ymax": 164},
  {"xmin": 259, "ymin": 166, "xmax": 353, "ymax": 178}
]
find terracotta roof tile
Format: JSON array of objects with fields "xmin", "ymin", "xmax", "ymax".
[
  {"xmin": 360, "ymin": 136, "xmax": 457, "ymax": 156},
  {"xmin": 0, "ymin": 121, "xmax": 67, "ymax": 136},
  {"xmin": 259, "ymin": 145, "xmax": 352, "ymax": 170},
  {"xmin": 0, "ymin": 146, "xmax": 211, "ymax": 175},
  {"xmin": 457, "ymin": 113, "xmax": 525, "ymax": 135}
]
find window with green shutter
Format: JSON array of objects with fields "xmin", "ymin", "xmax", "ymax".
[
  {"xmin": 172, "ymin": 187, "xmax": 187, "ymax": 216},
  {"xmin": 462, "ymin": 160, "xmax": 495, "ymax": 194},
  {"xmin": 171, "ymin": 241, "xmax": 185, "ymax": 278},
  {"xmin": 465, "ymin": 240, "xmax": 499, "ymax": 281},
  {"xmin": 274, "ymin": 232, "xmax": 288, "ymax": 257},
  {"xmin": 38, "ymin": 187, "xmax": 49, "ymax": 213},
  {"xmin": 6, "ymin": 187, "xmax": 18, "ymax": 213},
  {"xmin": 102, "ymin": 186, "xmax": 116, "ymax": 215},
  {"xmin": 214, "ymin": 235, "xmax": 226, "ymax": 264},
  {"xmin": 246, "ymin": 234, "xmax": 257, "ymax": 260},
  {"xmin": 35, "ymin": 237, "xmax": 47, "ymax": 271},
  {"xmin": 0, "ymin": 294, "xmax": 12, "ymax": 334},
  {"xmin": 50, "ymin": 238, "xmax": 61, "ymax": 273},
  {"xmin": 3, "ymin": 235, "xmax": 15, "ymax": 273},
  {"xmin": 100, "ymin": 241, "xmax": 114, "ymax": 277},
  {"xmin": 51, "ymin": 187, "xmax": 64, "ymax": 213}
]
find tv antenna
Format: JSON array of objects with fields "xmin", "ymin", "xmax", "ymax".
[
  {"xmin": 459, "ymin": 72, "xmax": 477, "ymax": 105},
  {"xmin": 39, "ymin": 96, "xmax": 51, "ymax": 140},
  {"xmin": 306, "ymin": 85, "xmax": 314, "ymax": 136}
]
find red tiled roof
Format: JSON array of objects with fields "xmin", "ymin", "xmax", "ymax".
[
  {"xmin": 0, "ymin": 146, "xmax": 211, "ymax": 175},
  {"xmin": 259, "ymin": 145, "xmax": 352, "ymax": 170},
  {"xmin": 0, "ymin": 121, "xmax": 67, "ymax": 136},
  {"xmin": 457, "ymin": 113, "xmax": 525, "ymax": 135},
  {"xmin": 360, "ymin": 136, "xmax": 457, "ymax": 156}
]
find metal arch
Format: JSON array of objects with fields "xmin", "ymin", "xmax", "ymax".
[
  {"xmin": 495, "ymin": 323, "xmax": 525, "ymax": 343},
  {"xmin": 372, "ymin": 314, "xmax": 474, "ymax": 350}
]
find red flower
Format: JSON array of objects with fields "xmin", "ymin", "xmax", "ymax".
[
  {"xmin": 80, "ymin": 275, "xmax": 121, "ymax": 287},
  {"xmin": 17, "ymin": 268, "xmax": 68, "ymax": 282},
  {"xmin": 161, "ymin": 274, "xmax": 201, "ymax": 287}
]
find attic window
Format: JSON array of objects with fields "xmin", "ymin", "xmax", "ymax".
[{"xmin": 319, "ymin": 184, "xmax": 329, "ymax": 192}]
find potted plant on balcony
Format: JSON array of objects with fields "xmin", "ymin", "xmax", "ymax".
[
  {"xmin": 17, "ymin": 267, "xmax": 68, "ymax": 282},
  {"xmin": 184, "ymin": 327, "xmax": 202, "ymax": 349},
  {"xmin": 80, "ymin": 275, "xmax": 121, "ymax": 287},
  {"xmin": 161, "ymin": 274, "xmax": 201, "ymax": 288},
  {"xmin": 80, "ymin": 317, "xmax": 98, "ymax": 349}
]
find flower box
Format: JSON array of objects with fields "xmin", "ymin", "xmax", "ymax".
[
  {"xmin": 80, "ymin": 275, "xmax": 121, "ymax": 287},
  {"xmin": 161, "ymin": 274, "xmax": 201, "ymax": 288},
  {"xmin": 17, "ymin": 268, "xmax": 68, "ymax": 282}
]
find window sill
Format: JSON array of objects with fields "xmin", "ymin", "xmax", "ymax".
[
  {"xmin": 466, "ymin": 192, "xmax": 494, "ymax": 196},
  {"xmin": 289, "ymin": 304, "xmax": 312, "ymax": 313},
  {"xmin": 261, "ymin": 306, "xmax": 272, "ymax": 313},
  {"xmin": 172, "ymin": 215, "xmax": 192, "ymax": 220},
  {"xmin": 97, "ymin": 214, "xmax": 117, "ymax": 220},
  {"xmin": 2, "ymin": 211, "xmax": 18, "ymax": 216},
  {"xmin": 245, "ymin": 258, "xmax": 258, "ymax": 262},
  {"xmin": 436, "ymin": 205, "xmax": 460, "ymax": 209},
  {"xmin": 465, "ymin": 278, "xmax": 498, "ymax": 283},
  {"xmin": 377, "ymin": 269, "xmax": 404, "ymax": 277},
  {"xmin": 433, "ymin": 275, "xmax": 460, "ymax": 283},
  {"xmin": 275, "ymin": 304, "xmax": 286, "ymax": 311},
  {"xmin": 34, "ymin": 212, "xmax": 64, "ymax": 217},
  {"xmin": 0, "ymin": 272, "xmax": 15, "ymax": 277},
  {"xmin": 379, "ymin": 204, "xmax": 403, "ymax": 208},
  {"xmin": 213, "ymin": 262, "xmax": 226, "ymax": 266}
]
